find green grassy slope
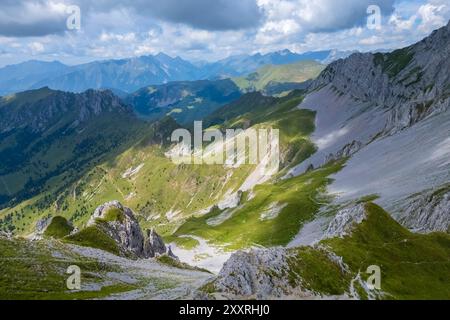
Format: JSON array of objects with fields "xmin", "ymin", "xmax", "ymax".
[
  {"xmin": 172, "ymin": 162, "xmax": 343, "ymax": 250},
  {"xmin": 321, "ymin": 203, "xmax": 450, "ymax": 299},
  {"xmin": 0, "ymin": 238, "xmax": 134, "ymax": 300},
  {"xmin": 0, "ymin": 92, "xmax": 174, "ymax": 236},
  {"xmin": 0, "ymin": 88, "xmax": 149, "ymax": 214},
  {"xmin": 205, "ymin": 203, "xmax": 450, "ymax": 299},
  {"xmin": 232, "ymin": 61, "xmax": 325, "ymax": 94},
  {"xmin": 169, "ymin": 90, "xmax": 330, "ymax": 249},
  {"xmin": 43, "ymin": 216, "xmax": 74, "ymax": 239},
  {"xmin": 1, "ymin": 91, "xmax": 317, "ymax": 249},
  {"xmin": 64, "ymin": 224, "xmax": 121, "ymax": 256}
]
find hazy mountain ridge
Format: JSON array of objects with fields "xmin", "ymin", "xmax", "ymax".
[
  {"xmin": 0, "ymin": 50, "xmax": 349, "ymax": 96},
  {"xmin": 0, "ymin": 60, "xmax": 69, "ymax": 96}
]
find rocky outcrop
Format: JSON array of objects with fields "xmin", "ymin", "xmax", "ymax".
[
  {"xmin": 34, "ymin": 217, "xmax": 52, "ymax": 238},
  {"xmin": 396, "ymin": 186, "xmax": 450, "ymax": 233},
  {"xmin": 213, "ymin": 248, "xmax": 296, "ymax": 299},
  {"xmin": 87, "ymin": 201, "xmax": 177, "ymax": 259},
  {"xmin": 210, "ymin": 244, "xmax": 360, "ymax": 300},
  {"xmin": 89, "ymin": 201, "xmax": 145, "ymax": 256},
  {"xmin": 322, "ymin": 204, "xmax": 367, "ymax": 239},
  {"xmin": 144, "ymin": 228, "xmax": 177, "ymax": 259},
  {"xmin": 0, "ymin": 231, "xmax": 12, "ymax": 239},
  {"xmin": 325, "ymin": 140, "xmax": 363, "ymax": 164}
]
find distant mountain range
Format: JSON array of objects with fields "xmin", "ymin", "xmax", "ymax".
[
  {"xmin": 201, "ymin": 49, "xmax": 353, "ymax": 77},
  {"xmin": 128, "ymin": 60, "xmax": 325, "ymax": 124},
  {"xmin": 0, "ymin": 50, "xmax": 352, "ymax": 96}
]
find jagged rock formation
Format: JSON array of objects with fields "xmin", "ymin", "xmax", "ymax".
[
  {"xmin": 87, "ymin": 201, "xmax": 177, "ymax": 259},
  {"xmin": 88, "ymin": 201, "xmax": 145, "ymax": 256},
  {"xmin": 396, "ymin": 185, "xmax": 450, "ymax": 233},
  {"xmin": 325, "ymin": 140, "xmax": 363, "ymax": 164},
  {"xmin": 144, "ymin": 228, "xmax": 173, "ymax": 258},
  {"xmin": 291, "ymin": 21, "xmax": 450, "ymax": 177}
]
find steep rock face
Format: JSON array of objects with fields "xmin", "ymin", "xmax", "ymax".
[
  {"xmin": 287, "ymin": 21, "xmax": 450, "ymax": 235},
  {"xmin": 144, "ymin": 228, "xmax": 170, "ymax": 258},
  {"xmin": 88, "ymin": 201, "xmax": 177, "ymax": 259},
  {"xmin": 311, "ymin": 21, "xmax": 450, "ymax": 135},
  {"xmin": 396, "ymin": 186, "xmax": 450, "ymax": 233}
]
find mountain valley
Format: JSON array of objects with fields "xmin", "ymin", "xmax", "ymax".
[{"xmin": 0, "ymin": 21, "xmax": 449, "ymax": 300}]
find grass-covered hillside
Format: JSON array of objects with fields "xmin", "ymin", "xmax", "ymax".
[
  {"xmin": 172, "ymin": 161, "xmax": 343, "ymax": 250},
  {"xmin": 0, "ymin": 236, "xmax": 210, "ymax": 300},
  {"xmin": 204, "ymin": 203, "xmax": 450, "ymax": 300},
  {"xmin": 232, "ymin": 61, "xmax": 325, "ymax": 94},
  {"xmin": 321, "ymin": 203, "xmax": 450, "ymax": 299},
  {"xmin": 0, "ymin": 88, "xmax": 153, "ymax": 233},
  {"xmin": 0, "ymin": 90, "xmax": 318, "ymax": 251}
]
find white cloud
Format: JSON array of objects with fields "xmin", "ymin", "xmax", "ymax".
[
  {"xmin": 28, "ymin": 41, "xmax": 45, "ymax": 54},
  {"xmin": 0, "ymin": 0, "xmax": 449, "ymax": 66},
  {"xmin": 258, "ymin": 0, "xmax": 395, "ymax": 33},
  {"xmin": 359, "ymin": 35, "xmax": 384, "ymax": 45},
  {"xmin": 417, "ymin": 2, "xmax": 449, "ymax": 33},
  {"xmin": 389, "ymin": 13, "xmax": 417, "ymax": 31},
  {"xmin": 99, "ymin": 32, "xmax": 136, "ymax": 43}
]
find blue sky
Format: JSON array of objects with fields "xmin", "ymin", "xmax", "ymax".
[{"xmin": 0, "ymin": 0, "xmax": 449, "ymax": 67}]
